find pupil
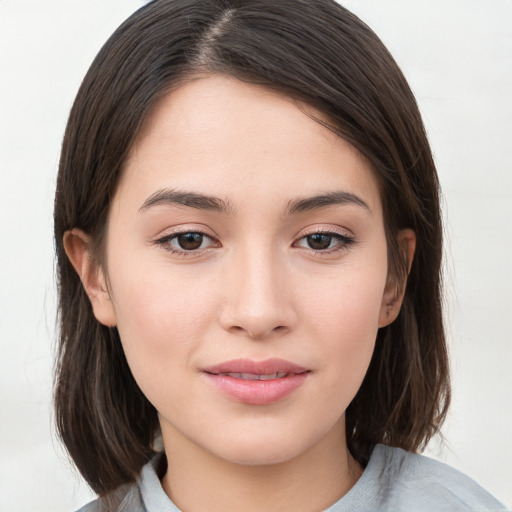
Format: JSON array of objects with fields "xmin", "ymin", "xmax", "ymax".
[
  {"xmin": 178, "ymin": 233, "xmax": 203, "ymax": 250},
  {"xmin": 308, "ymin": 233, "xmax": 332, "ymax": 250}
]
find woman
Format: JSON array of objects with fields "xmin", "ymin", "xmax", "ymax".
[{"xmin": 53, "ymin": 0, "xmax": 507, "ymax": 510}]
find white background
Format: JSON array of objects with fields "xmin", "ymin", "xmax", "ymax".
[{"xmin": 0, "ymin": 1, "xmax": 511, "ymax": 510}]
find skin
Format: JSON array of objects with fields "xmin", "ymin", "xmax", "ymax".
[{"xmin": 65, "ymin": 75, "xmax": 415, "ymax": 512}]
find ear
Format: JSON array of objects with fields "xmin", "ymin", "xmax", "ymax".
[
  {"xmin": 63, "ymin": 228, "xmax": 117, "ymax": 327},
  {"xmin": 379, "ymin": 229, "xmax": 416, "ymax": 328}
]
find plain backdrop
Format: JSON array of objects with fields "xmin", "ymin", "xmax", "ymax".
[{"xmin": 0, "ymin": 1, "xmax": 511, "ymax": 510}]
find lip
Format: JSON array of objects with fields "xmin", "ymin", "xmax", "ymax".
[{"xmin": 202, "ymin": 358, "xmax": 310, "ymax": 405}]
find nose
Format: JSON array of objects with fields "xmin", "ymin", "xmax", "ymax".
[{"xmin": 219, "ymin": 245, "xmax": 297, "ymax": 339}]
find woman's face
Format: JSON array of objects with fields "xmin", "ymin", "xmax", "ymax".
[{"xmin": 88, "ymin": 75, "xmax": 406, "ymax": 466}]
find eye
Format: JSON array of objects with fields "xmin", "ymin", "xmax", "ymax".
[
  {"xmin": 175, "ymin": 232, "xmax": 207, "ymax": 250},
  {"xmin": 154, "ymin": 231, "xmax": 219, "ymax": 254},
  {"xmin": 305, "ymin": 233, "xmax": 335, "ymax": 250},
  {"xmin": 294, "ymin": 231, "xmax": 355, "ymax": 252}
]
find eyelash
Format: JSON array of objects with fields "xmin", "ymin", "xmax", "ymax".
[
  {"xmin": 293, "ymin": 230, "xmax": 356, "ymax": 254},
  {"xmin": 153, "ymin": 229, "xmax": 356, "ymax": 257},
  {"xmin": 152, "ymin": 231, "xmax": 219, "ymax": 257}
]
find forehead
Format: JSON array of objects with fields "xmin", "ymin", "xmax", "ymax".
[{"xmin": 117, "ymin": 75, "xmax": 381, "ymax": 215}]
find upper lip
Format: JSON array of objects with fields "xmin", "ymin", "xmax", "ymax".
[{"xmin": 202, "ymin": 358, "xmax": 309, "ymax": 375}]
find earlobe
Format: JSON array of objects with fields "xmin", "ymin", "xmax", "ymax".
[
  {"xmin": 378, "ymin": 229, "xmax": 416, "ymax": 328},
  {"xmin": 63, "ymin": 228, "xmax": 117, "ymax": 327}
]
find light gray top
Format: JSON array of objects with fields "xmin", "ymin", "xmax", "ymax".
[{"xmin": 78, "ymin": 444, "xmax": 508, "ymax": 511}]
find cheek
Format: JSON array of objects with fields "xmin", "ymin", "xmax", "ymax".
[
  {"xmin": 107, "ymin": 259, "xmax": 218, "ymax": 387},
  {"xmin": 303, "ymin": 261, "xmax": 387, "ymax": 336},
  {"xmin": 300, "ymin": 262, "xmax": 387, "ymax": 386}
]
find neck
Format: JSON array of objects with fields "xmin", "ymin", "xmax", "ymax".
[{"xmin": 160, "ymin": 418, "xmax": 362, "ymax": 512}]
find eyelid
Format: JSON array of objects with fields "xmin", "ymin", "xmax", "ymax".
[
  {"xmin": 301, "ymin": 224, "xmax": 352, "ymax": 235},
  {"xmin": 295, "ymin": 224, "xmax": 355, "ymax": 241},
  {"xmin": 151, "ymin": 223, "xmax": 218, "ymax": 241}
]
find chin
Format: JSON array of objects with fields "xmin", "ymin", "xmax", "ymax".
[
  {"xmin": 217, "ymin": 445, "xmax": 304, "ymax": 467},
  {"xmin": 203, "ymin": 427, "xmax": 326, "ymax": 467}
]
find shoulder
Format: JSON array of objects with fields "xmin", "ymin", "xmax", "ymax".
[
  {"xmin": 369, "ymin": 444, "xmax": 507, "ymax": 512},
  {"xmin": 76, "ymin": 500, "xmax": 102, "ymax": 512},
  {"xmin": 75, "ymin": 481, "xmax": 144, "ymax": 512},
  {"xmin": 74, "ymin": 452, "xmax": 170, "ymax": 512}
]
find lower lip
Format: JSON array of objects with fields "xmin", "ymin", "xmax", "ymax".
[{"xmin": 203, "ymin": 373, "xmax": 309, "ymax": 405}]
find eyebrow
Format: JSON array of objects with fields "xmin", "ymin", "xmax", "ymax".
[
  {"xmin": 138, "ymin": 188, "xmax": 370, "ymax": 216},
  {"xmin": 139, "ymin": 189, "xmax": 233, "ymax": 213},
  {"xmin": 286, "ymin": 191, "xmax": 370, "ymax": 215}
]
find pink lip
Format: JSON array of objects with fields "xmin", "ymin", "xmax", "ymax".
[{"xmin": 202, "ymin": 358, "xmax": 310, "ymax": 405}]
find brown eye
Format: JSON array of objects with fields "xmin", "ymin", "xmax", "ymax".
[
  {"xmin": 295, "ymin": 231, "xmax": 355, "ymax": 253},
  {"xmin": 154, "ymin": 230, "xmax": 219, "ymax": 255},
  {"xmin": 306, "ymin": 233, "xmax": 333, "ymax": 250},
  {"xmin": 177, "ymin": 232, "xmax": 204, "ymax": 250}
]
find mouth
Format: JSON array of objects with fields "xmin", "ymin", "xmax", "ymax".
[
  {"xmin": 202, "ymin": 358, "xmax": 310, "ymax": 405},
  {"xmin": 212, "ymin": 371, "xmax": 293, "ymax": 380},
  {"xmin": 203, "ymin": 357, "xmax": 308, "ymax": 376}
]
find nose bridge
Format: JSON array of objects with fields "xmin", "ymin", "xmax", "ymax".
[{"xmin": 221, "ymin": 239, "xmax": 294, "ymax": 338}]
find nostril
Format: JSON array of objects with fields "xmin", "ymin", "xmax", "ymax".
[
  {"xmin": 219, "ymin": 289, "xmax": 297, "ymax": 338},
  {"xmin": 225, "ymin": 323, "xmax": 288, "ymax": 339}
]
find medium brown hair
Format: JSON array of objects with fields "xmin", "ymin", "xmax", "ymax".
[{"xmin": 54, "ymin": 0, "xmax": 450, "ymax": 496}]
